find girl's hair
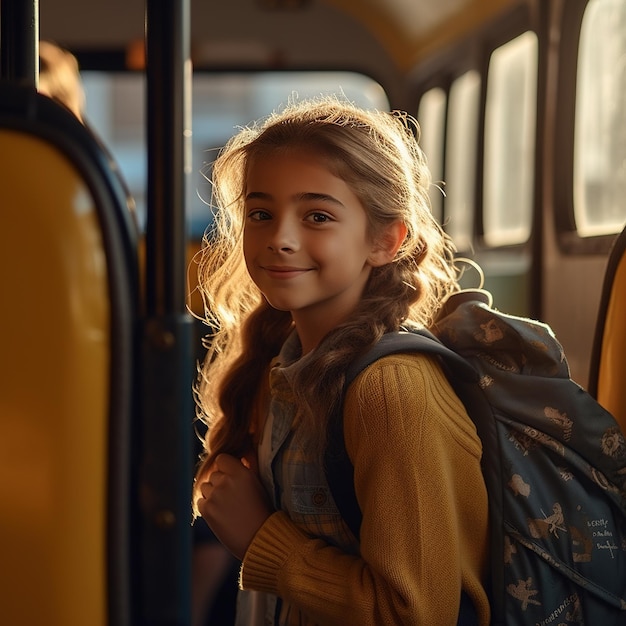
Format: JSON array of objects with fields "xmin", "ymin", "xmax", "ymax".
[{"xmin": 192, "ymin": 96, "xmax": 461, "ymax": 507}]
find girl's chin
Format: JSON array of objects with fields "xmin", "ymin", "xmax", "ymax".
[{"xmin": 262, "ymin": 295, "xmax": 295, "ymax": 313}]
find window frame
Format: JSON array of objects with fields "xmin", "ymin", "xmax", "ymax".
[{"xmin": 409, "ymin": 3, "xmax": 536, "ymax": 254}]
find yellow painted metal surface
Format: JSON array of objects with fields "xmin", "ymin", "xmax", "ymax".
[
  {"xmin": 0, "ymin": 130, "xmax": 109, "ymax": 625},
  {"xmin": 597, "ymin": 252, "xmax": 626, "ymax": 434}
]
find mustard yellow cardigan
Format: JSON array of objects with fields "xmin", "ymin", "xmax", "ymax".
[{"xmin": 241, "ymin": 353, "xmax": 491, "ymax": 625}]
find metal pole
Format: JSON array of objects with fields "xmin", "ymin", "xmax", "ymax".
[
  {"xmin": 140, "ymin": 0, "xmax": 193, "ymax": 624},
  {"xmin": 0, "ymin": 0, "xmax": 38, "ymax": 85},
  {"xmin": 145, "ymin": 0, "xmax": 191, "ymax": 316}
]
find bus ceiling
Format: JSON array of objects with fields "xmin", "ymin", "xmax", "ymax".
[{"xmin": 38, "ymin": 0, "xmax": 518, "ymax": 72}]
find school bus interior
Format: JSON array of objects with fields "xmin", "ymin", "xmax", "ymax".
[{"xmin": 1, "ymin": 0, "xmax": 625, "ymax": 624}]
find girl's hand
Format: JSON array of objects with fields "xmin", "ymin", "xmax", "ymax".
[{"xmin": 196, "ymin": 453, "xmax": 273, "ymax": 560}]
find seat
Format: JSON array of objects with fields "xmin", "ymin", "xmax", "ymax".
[
  {"xmin": 589, "ymin": 225, "xmax": 626, "ymax": 434},
  {"xmin": 0, "ymin": 84, "xmax": 139, "ymax": 626}
]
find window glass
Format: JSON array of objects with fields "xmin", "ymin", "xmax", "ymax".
[
  {"xmin": 82, "ymin": 72, "xmax": 146, "ymax": 222},
  {"xmin": 444, "ymin": 70, "xmax": 481, "ymax": 251},
  {"xmin": 81, "ymin": 71, "xmax": 389, "ymax": 236},
  {"xmin": 574, "ymin": 0, "xmax": 626, "ymax": 237},
  {"xmin": 417, "ymin": 87, "xmax": 447, "ymax": 224},
  {"xmin": 483, "ymin": 31, "xmax": 538, "ymax": 247}
]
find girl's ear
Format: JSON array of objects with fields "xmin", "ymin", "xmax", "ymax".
[{"xmin": 368, "ymin": 221, "xmax": 408, "ymax": 267}]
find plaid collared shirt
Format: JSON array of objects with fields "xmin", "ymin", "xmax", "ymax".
[{"xmin": 236, "ymin": 331, "xmax": 359, "ymax": 626}]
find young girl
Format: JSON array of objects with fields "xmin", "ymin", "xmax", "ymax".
[{"xmin": 192, "ymin": 97, "xmax": 490, "ymax": 625}]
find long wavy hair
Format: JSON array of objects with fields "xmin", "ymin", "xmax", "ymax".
[{"xmin": 192, "ymin": 97, "xmax": 461, "ymax": 510}]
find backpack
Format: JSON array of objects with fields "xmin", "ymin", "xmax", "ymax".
[{"xmin": 325, "ymin": 289, "xmax": 626, "ymax": 625}]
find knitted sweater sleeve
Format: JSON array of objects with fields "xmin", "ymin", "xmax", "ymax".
[{"xmin": 240, "ymin": 353, "xmax": 490, "ymax": 626}]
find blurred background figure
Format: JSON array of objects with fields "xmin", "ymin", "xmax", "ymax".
[{"xmin": 38, "ymin": 40, "xmax": 86, "ymax": 123}]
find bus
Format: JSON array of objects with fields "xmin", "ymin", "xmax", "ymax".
[{"xmin": 1, "ymin": 0, "xmax": 625, "ymax": 624}]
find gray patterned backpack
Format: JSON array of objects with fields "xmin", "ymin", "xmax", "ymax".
[{"xmin": 326, "ymin": 289, "xmax": 626, "ymax": 625}]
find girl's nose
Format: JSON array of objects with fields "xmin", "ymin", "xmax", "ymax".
[{"xmin": 267, "ymin": 217, "xmax": 299, "ymax": 252}]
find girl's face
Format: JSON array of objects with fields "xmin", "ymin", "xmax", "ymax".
[{"xmin": 243, "ymin": 149, "xmax": 381, "ymax": 348}]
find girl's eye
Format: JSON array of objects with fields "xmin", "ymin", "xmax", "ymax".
[
  {"xmin": 248, "ymin": 209, "xmax": 271, "ymax": 221},
  {"xmin": 306, "ymin": 212, "xmax": 332, "ymax": 224}
]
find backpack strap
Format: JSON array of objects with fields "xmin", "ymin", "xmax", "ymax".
[
  {"xmin": 326, "ymin": 329, "xmax": 478, "ymax": 540},
  {"xmin": 346, "ymin": 328, "xmax": 477, "ymax": 389}
]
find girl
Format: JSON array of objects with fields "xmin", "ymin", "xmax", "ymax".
[{"xmin": 192, "ymin": 97, "xmax": 490, "ymax": 625}]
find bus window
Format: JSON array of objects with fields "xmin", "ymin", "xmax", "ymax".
[
  {"xmin": 483, "ymin": 31, "xmax": 538, "ymax": 247},
  {"xmin": 574, "ymin": 0, "xmax": 626, "ymax": 237},
  {"xmin": 81, "ymin": 72, "xmax": 146, "ymax": 223},
  {"xmin": 81, "ymin": 71, "xmax": 389, "ymax": 236},
  {"xmin": 444, "ymin": 70, "xmax": 480, "ymax": 252},
  {"xmin": 417, "ymin": 87, "xmax": 447, "ymax": 224}
]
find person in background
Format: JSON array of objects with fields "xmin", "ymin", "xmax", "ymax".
[
  {"xmin": 192, "ymin": 96, "xmax": 490, "ymax": 625},
  {"xmin": 38, "ymin": 40, "xmax": 86, "ymax": 123}
]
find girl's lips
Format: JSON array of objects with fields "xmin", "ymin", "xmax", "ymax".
[{"xmin": 262, "ymin": 265, "xmax": 311, "ymax": 279}]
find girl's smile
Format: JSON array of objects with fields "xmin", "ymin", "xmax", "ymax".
[
  {"xmin": 243, "ymin": 149, "xmax": 381, "ymax": 350},
  {"xmin": 260, "ymin": 264, "xmax": 313, "ymax": 280}
]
